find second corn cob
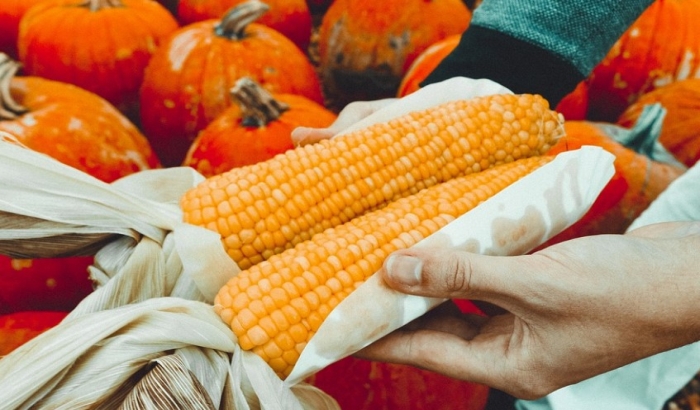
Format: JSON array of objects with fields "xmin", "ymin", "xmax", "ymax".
[
  {"xmin": 181, "ymin": 93, "xmax": 564, "ymax": 269},
  {"xmin": 214, "ymin": 155, "xmax": 553, "ymax": 379}
]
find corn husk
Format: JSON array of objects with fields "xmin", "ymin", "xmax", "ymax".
[{"xmin": 0, "ymin": 77, "xmax": 615, "ymax": 408}]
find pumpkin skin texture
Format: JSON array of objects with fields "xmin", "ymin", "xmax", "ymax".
[
  {"xmin": 397, "ymin": 34, "xmax": 460, "ymax": 97},
  {"xmin": 0, "ymin": 64, "xmax": 161, "ymax": 182},
  {"xmin": 307, "ymin": 356, "xmax": 490, "ymax": 410},
  {"xmin": 0, "ymin": 258, "xmax": 93, "ymax": 315},
  {"xmin": 555, "ymin": 81, "xmax": 590, "ymax": 121},
  {"xmin": 184, "ymin": 78, "xmax": 337, "ymax": 177},
  {"xmin": 139, "ymin": 1, "xmax": 324, "ymax": 167},
  {"xmin": 584, "ymin": 0, "xmax": 700, "ymax": 122},
  {"xmin": 617, "ymin": 79, "xmax": 700, "ymax": 167},
  {"xmin": 177, "ymin": 0, "xmax": 313, "ymax": 52},
  {"xmin": 17, "ymin": 0, "xmax": 179, "ymax": 122},
  {"xmin": 318, "ymin": 0, "xmax": 470, "ymax": 110},
  {"xmin": 536, "ymin": 121, "xmax": 685, "ymax": 248},
  {"xmin": 0, "ymin": 0, "xmax": 47, "ymax": 60},
  {"xmin": 0, "ymin": 311, "xmax": 68, "ymax": 355}
]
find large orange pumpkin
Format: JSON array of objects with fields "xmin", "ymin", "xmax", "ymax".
[
  {"xmin": 583, "ymin": 0, "xmax": 700, "ymax": 122},
  {"xmin": 17, "ymin": 0, "xmax": 179, "ymax": 122},
  {"xmin": 140, "ymin": 0, "xmax": 325, "ymax": 167},
  {"xmin": 0, "ymin": 311, "xmax": 68, "ymax": 355},
  {"xmin": 617, "ymin": 78, "xmax": 700, "ymax": 167},
  {"xmin": 177, "ymin": 0, "xmax": 313, "ymax": 52},
  {"xmin": 317, "ymin": 0, "xmax": 470, "ymax": 110},
  {"xmin": 0, "ymin": 0, "xmax": 47, "ymax": 60},
  {"xmin": 537, "ymin": 119, "xmax": 685, "ymax": 248},
  {"xmin": 184, "ymin": 77, "xmax": 337, "ymax": 177}
]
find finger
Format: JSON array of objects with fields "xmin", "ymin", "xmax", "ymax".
[
  {"xmin": 290, "ymin": 126, "xmax": 335, "ymax": 146},
  {"xmin": 380, "ymin": 247, "xmax": 533, "ymax": 312},
  {"xmin": 626, "ymin": 221, "xmax": 700, "ymax": 239}
]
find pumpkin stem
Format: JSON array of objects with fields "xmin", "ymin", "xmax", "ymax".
[
  {"xmin": 215, "ymin": 0, "xmax": 270, "ymax": 39},
  {"xmin": 79, "ymin": 0, "xmax": 124, "ymax": 11},
  {"xmin": 232, "ymin": 77, "xmax": 289, "ymax": 127},
  {"xmin": 0, "ymin": 54, "xmax": 28, "ymax": 121}
]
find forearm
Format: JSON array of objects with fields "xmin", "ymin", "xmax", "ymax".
[{"xmin": 423, "ymin": 0, "xmax": 654, "ymax": 105}]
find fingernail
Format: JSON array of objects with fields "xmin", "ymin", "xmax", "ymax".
[{"xmin": 385, "ymin": 255, "xmax": 422, "ymax": 286}]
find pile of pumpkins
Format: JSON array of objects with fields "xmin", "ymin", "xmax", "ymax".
[{"xmin": 1, "ymin": 0, "xmax": 699, "ymax": 408}]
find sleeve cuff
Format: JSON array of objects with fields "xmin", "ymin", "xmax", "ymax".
[{"xmin": 420, "ymin": 25, "xmax": 585, "ymax": 107}]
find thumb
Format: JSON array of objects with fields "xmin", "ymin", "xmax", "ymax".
[
  {"xmin": 381, "ymin": 247, "xmax": 528, "ymax": 309},
  {"xmin": 290, "ymin": 126, "xmax": 335, "ymax": 147}
]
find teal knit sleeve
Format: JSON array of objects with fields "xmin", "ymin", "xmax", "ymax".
[{"xmin": 471, "ymin": 0, "xmax": 655, "ymax": 75}]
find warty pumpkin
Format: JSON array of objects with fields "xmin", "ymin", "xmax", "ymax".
[
  {"xmin": 139, "ymin": 0, "xmax": 325, "ymax": 167},
  {"xmin": 177, "ymin": 0, "xmax": 314, "ymax": 52},
  {"xmin": 583, "ymin": 0, "xmax": 700, "ymax": 122},
  {"xmin": 317, "ymin": 0, "xmax": 471, "ymax": 110},
  {"xmin": 16, "ymin": 0, "xmax": 179, "ymax": 123},
  {"xmin": 184, "ymin": 77, "xmax": 337, "ymax": 177},
  {"xmin": 617, "ymin": 78, "xmax": 700, "ymax": 167}
]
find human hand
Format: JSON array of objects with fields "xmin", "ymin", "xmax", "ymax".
[
  {"xmin": 356, "ymin": 221, "xmax": 700, "ymax": 399},
  {"xmin": 291, "ymin": 77, "xmax": 513, "ymax": 146}
]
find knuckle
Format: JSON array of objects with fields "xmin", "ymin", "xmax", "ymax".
[{"xmin": 442, "ymin": 252, "xmax": 472, "ymax": 293}]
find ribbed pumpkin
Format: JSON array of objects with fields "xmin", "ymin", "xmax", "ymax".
[
  {"xmin": 0, "ymin": 311, "xmax": 68, "ymax": 355},
  {"xmin": 584, "ymin": 0, "xmax": 700, "ymax": 122},
  {"xmin": 317, "ymin": 0, "xmax": 470, "ymax": 110},
  {"xmin": 139, "ymin": 0, "xmax": 324, "ymax": 167},
  {"xmin": 184, "ymin": 77, "xmax": 337, "ymax": 177},
  {"xmin": 17, "ymin": 0, "xmax": 179, "ymax": 122},
  {"xmin": 177, "ymin": 0, "xmax": 313, "ymax": 52},
  {"xmin": 0, "ymin": 0, "xmax": 47, "ymax": 60},
  {"xmin": 617, "ymin": 78, "xmax": 700, "ymax": 167},
  {"xmin": 397, "ymin": 34, "xmax": 460, "ymax": 97},
  {"xmin": 537, "ymin": 119, "xmax": 685, "ymax": 247},
  {"xmin": 308, "ymin": 357, "xmax": 490, "ymax": 410}
]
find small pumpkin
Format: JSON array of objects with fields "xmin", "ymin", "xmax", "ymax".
[
  {"xmin": 17, "ymin": 0, "xmax": 179, "ymax": 122},
  {"xmin": 177, "ymin": 0, "xmax": 314, "ymax": 52},
  {"xmin": 617, "ymin": 78, "xmax": 700, "ymax": 167},
  {"xmin": 555, "ymin": 80, "xmax": 590, "ymax": 121},
  {"xmin": 397, "ymin": 34, "xmax": 460, "ymax": 97},
  {"xmin": 0, "ymin": 311, "xmax": 68, "ymax": 356},
  {"xmin": 308, "ymin": 356, "xmax": 490, "ymax": 410},
  {"xmin": 0, "ymin": 54, "xmax": 161, "ymax": 182},
  {"xmin": 0, "ymin": 0, "xmax": 47, "ymax": 60},
  {"xmin": 317, "ymin": 0, "xmax": 470, "ymax": 110},
  {"xmin": 184, "ymin": 77, "xmax": 337, "ymax": 177},
  {"xmin": 583, "ymin": 0, "xmax": 700, "ymax": 122},
  {"xmin": 140, "ymin": 0, "xmax": 324, "ymax": 167},
  {"xmin": 537, "ymin": 117, "xmax": 685, "ymax": 247}
]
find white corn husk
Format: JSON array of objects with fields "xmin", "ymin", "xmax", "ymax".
[{"xmin": 0, "ymin": 133, "xmax": 338, "ymax": 410}]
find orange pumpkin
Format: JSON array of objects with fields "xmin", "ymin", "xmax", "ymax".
[
  {"xmin": 308, "ymin": 356, "xmax": 490, "ymax": 410},
  {"xmin": 140, "ymin": 0, "xmax": 325, "ymax": 167},
  {"xmin": 537, "ymin": 120, "xmax": 685, "ymax": 248},
  {"xmin": 617, "ymin": 79, "xmax": 700, "ymax": 167},
  {"xmin": 584, "ymin": 0, "xmax": 700, "ymax": 122},
  {"xmin": 555, "ymin": 81, "xmax": 590, "ymax": 121},
  {"xmin": 0, "ymin": 0, "xmax": 47, "ymax": 60},
  {"xmin": 397, "ymin": 34, "xmax": 460, "ymax": 97},
  {"xmin": 17, "ymin": 0, "xmax": 179, "ymax": 122},
  {"xmin": 0, "ymin": 55, "xmax": 161, "ymax": 182},
  {"xmin": 184, "ymin": 77, "xmax": 337, "ymax": 177},
  {"xmin": 177, "ymin": 0, "xmax": 313, "ymax": 52},
  {"xmin": 0, "ymin": 311, "xmax": 68, "ymax": 355},
  {"xmin": 317, "ymin": 0, "xmax": 470, "ymax": 110}
]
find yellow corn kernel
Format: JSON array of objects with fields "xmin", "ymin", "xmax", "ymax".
[
  {"xmin": 181, "ymin": 94, "xmax": 564, "ymax": 270},
  {"xmin": 214, "ymin": 156, "xmax": 553, "ymax": 379}
]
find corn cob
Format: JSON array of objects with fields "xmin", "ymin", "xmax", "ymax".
[
  {"xmin": 214, "ymin": 155, "xmax": 553, "ymax": 379},
  {"xmin": 181, "ymin": 94, "xmax": 564, "ymax": 269}
]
